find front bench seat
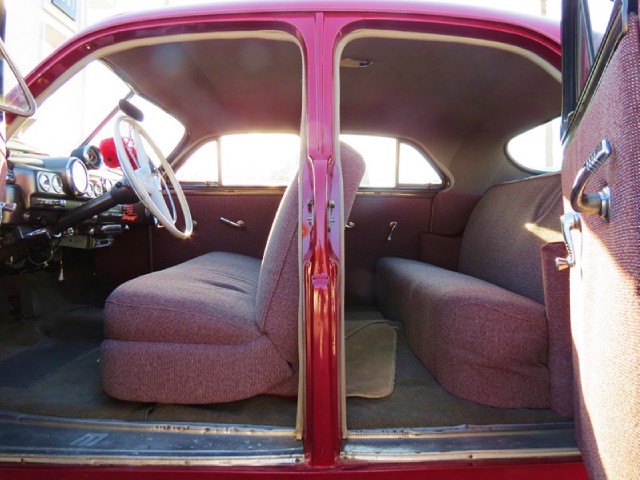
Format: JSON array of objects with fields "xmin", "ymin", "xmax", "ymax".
[{"xmin": 101, "ymin": 144, "xmax": 365, "ymax": 404}]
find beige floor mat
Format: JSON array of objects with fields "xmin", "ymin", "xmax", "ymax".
[{"xmin": 345, "ymin": 320, "xmax": 397, "ymax": 398}]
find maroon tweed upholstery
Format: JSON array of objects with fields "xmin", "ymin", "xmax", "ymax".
[
  {"xmin": 377, "ymin": 174, "xmax": 570, "ymax": 410},
  {"xmin": 102, "ymin": 144, "xmax": 365, "ymax": 404},
  {"xmin": 540, "ymin": 242, "xmax": 572, "ymax": 418},
  {"xmin": 561, "ymin": 15, "xmax": 640, "ymax": 479},
  {"xmin": 257, "ymin": 143, "xmax": 365, "ymax": 365},
  {"xmin": 458, "ymin": 174, "xmax": 563, "ymax": 304},
  {"xmin": 377, "ymin": 258, "xmax": 549, "ymax": 408},
  {"xmin": 105, "ymin": 252, "xmax": 262, "ymax": 345}
]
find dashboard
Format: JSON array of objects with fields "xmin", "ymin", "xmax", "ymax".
[{"xmin": 1, "ymin": 144, "xmax": 143, "ymax": 261}]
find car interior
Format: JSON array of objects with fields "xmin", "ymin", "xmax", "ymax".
[{"xmin": 0, "ymin": 16, "xmax": 575, "ymax": 459}]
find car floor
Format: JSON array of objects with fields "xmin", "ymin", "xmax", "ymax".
[{"xmin": 0, "ymin": 271, "xmax": 567, "ymax": 429}]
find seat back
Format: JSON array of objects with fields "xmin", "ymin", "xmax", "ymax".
[
  {"xmin": 256, "ymin": 143, "xmax": 365, "ymax": 363},
  {"xmin": 457, "ymin": 173, "xmax": 563, "ymax": 304}
]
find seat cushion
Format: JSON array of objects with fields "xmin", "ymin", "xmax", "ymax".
[
  {"xmin": 105, "ymin": 252, "xmax": 262, "ymax": 345},
  {"xmin": 377, "ymin": 257, "xmax": 549, "ymax": 408},
  {"xmin": 102, "ymin": 336, "xmax": 294, "ymax": 404}
]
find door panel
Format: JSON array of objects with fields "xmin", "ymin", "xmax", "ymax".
[
  {"xmin": 345, "ymin": 191, "xmax": 480, "ymax": 305},
  {"xmin": 94, "ymin": 190, "xmax": 283, "ymax": 282},
  {"xmin": 152, "ymin": 190, "xmax": 283, "ymax": 271},
  {"xmin": 345, "ymin": 194, "xmax": 433, "ymax": 304},
  {"xmin": 562, "ymin": 13, "xmax": 640, "ymax": 479}
]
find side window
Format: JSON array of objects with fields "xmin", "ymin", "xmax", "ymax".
[
  {"xmin": 562, "ymin": 0, "xmax": 619, "ymax": 136},
  {"xmin": 176, "ymin": 133, "xmax": 444, "ymax": 188},
  {"xmin": 398, "ymin": 141, "xmax": 443, "ymax": 186},
  {"xmin": 507, "ymin": 117, "xmax": 562, "ymax": 172},
  {"xmin": 577, "ymin": 0, "xmax": 616, "ymax": 91},
  {"xmin": 176, "ymin": 133, "xmax": 299, "ymax": 186},
  {"xmin": 176, "ymin": 141, "xmax": 219, "ymax": 183},
  {"xmin": 220, "ymin": 134, "xmax": 300, "ymax": 186},
  {"xmin": 341, "ymin": 134, "xmax": 443, "ymax": 188}
]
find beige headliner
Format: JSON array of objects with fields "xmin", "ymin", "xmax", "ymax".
[{"xmin": 103, "ymin": 30, "xmax": 560, "ymax": 193}]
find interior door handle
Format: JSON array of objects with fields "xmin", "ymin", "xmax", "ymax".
[
  {"xmin": 570, "ymin": 139, "xmax": 611, "ymax": 220},
  {"xmin": 219, "ymin": 217, "xmax": 245, "ymax": 229},
  {"xmin": 556, "ymin": 212, "xmax": 581, "ymax": 270}
]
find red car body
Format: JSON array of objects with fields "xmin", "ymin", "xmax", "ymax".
[{"xmin": 0, "ymin": 1, "xmax": 627, "ymax": 478}]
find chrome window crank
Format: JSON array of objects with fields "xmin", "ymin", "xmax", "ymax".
[
  {"xmin": 387, "ymin": 221, "xmax": 398, "ymax": 242},
  {"xmin": 219, "ymin": 217, "xmax": 245, "ymax": 229},
  {"xmin": 555, "ymin": 212, "xmax": 581, "ymax": 270}
]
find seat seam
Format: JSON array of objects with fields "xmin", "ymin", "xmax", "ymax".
[{"xmin": 106, "ymin": 300, "xmax": 260, "ymax": 337}]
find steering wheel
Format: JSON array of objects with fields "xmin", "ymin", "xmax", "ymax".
[{"xmin": 114, "ymin": 115, "xmax": 192, "ymax": 239}]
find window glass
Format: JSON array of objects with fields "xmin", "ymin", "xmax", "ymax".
[
  {"xmin": 588, "ymin": 0, "xmax": 615, "ymax": 54},
  {"xmin": 398, "ymin": 142, "xmax": 442, "ymax": 186},
  {"xmin": 176, "ymin": 141, "xmax": 218, "ymax": 182},
  {"xmin": 13, "ymin": 60, "xmax": 186, "ymax": 161},
  {"xmin": 15, "ymin": 61, "xmax": 130, "ymax": 155},
  {"xmin": 577, "ymin": 0, "xmax": 617, "ymax": 93},
  {"xmin": 91, "ymin": 95, "xmax": 185, "ymax": 163},
  {"xmin": 507, "ymin": 117, "xmax": 562, "ymax": 172},
  {"xmin": 220, "ymin": 133, "xmax": 300, "ymax": 186},
  {"xmin": 341, "ymin": 134, "xmax": 442, "ymax": 188},
  {"xmin": 340, "ymin": 135, "xmax": 396, "ymax": 188},
  {"xmin": 131, "ymin": 96, "xmax": 185, "ymax": 160},
  {"xmin": 176, "ymin": 133, "xmax": 444, "ymax": 188}
]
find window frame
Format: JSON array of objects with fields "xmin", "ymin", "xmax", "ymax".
[
  {"xmin": 562, "ymin": 0, "xmax": 636, "ymax": 141},
  {"xmin": 174, "ymin": 133, "xmax": 448, "ymax": 192},
  {"xmin": 355, "ymin": 136, "xmax": 447, "ymax": 191}
]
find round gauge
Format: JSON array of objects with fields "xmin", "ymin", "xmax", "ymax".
[
  {"xmin": 68, "ymin": 158, "xmax": 90, "ymax": 196},
  {"xmin": 52, "ymin": 175, "xmax": 63, "ymax": 193},
  {"xmin": 70, "ymin": 145, "xmax": 104, "ymax": 170},
  {"xmin": 37, "ymin": 173, "xmax": 51, "ymax": 192},
  {"xmin": 93, "ymin": 182, "xmax": 104, "ymax": 197},
  {"xmin": 102, "ymin": 178, "xmax": 113, "ymax": 192}
]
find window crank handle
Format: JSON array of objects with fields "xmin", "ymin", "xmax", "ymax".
[{"xmin": 387, "ymin": 221, "xmax": 398, "ymax": 242}]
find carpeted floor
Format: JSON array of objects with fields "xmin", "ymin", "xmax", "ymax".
[
  {"xmin": 0, "ymin": 287, "xmax": 567, "ymax": 429},
  {"xmin": 345, "ymin": 319, "xmax": 397, "ymax": 398}
]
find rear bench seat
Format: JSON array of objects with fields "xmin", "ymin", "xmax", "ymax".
[{"xmin": 377, "ymin": 174, "xmax": 573, "ymax": 415}]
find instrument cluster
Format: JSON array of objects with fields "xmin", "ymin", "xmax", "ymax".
[{"xmin": 3, "ymin": 144, "xmax": 122, "ymax": 225}]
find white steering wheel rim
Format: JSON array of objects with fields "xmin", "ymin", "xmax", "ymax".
[{"xmin": 114, "ymin": 115, "xmax": 192, "ymax": 239}]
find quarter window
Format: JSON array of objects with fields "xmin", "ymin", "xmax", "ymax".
[{"xmin": 507, "ymin": 117, "xmax": 562, "ymax": 172}]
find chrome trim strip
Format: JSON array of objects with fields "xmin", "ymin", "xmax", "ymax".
[
  {"xmin": 0, "ymin": 411, "xmax": 296, "ymax": 437},
  {"xmin": 0, "ymin": 454, "xmax": 303, "ymax": 467},
  {"xmin": 0, "ymin": 411, "xmax": 303, "ymax": 467},
  {"xmin": 343, "ymin": 423, "xmax": 579, "ymax": 464},
  {"xmin": 341, "ymin": 448, "xmax": 580, "ymax": 463},
  {"xmin": 346, "ymin": 422, "xmax": 575, "ymax": 439}
]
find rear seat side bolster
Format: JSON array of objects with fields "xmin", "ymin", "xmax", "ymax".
[
  {"xmin": 457, "ymin": 173, "xmax": 564, "ymax": 304},
  {"xmin": 541, "ymin": 241, "xmax": 574, "ymax": 418}
]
